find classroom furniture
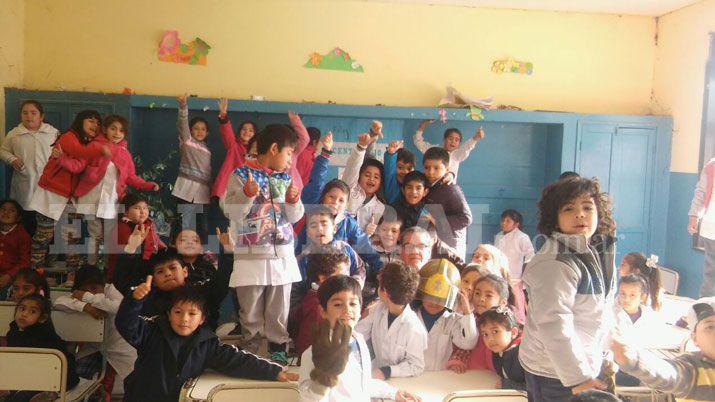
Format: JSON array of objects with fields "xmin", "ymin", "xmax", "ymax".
[
  {"xmin": 386, "ymin": 369, "xmax": 500, "ymax": 402},
  {"xmin": 0, "ymin": 301, "xmax": 107, "ymax": 402},
  {"xmin": 3, "ymin": 88, "xmax": 673, "ymax": 262},
  {"xmin": 443, "ymin": 389, "xmax": 528, "ymax": 402},
  {"xmin": 615, "ymin": 386, "xmax": 670, "ymax": 402},
  {"xmin": 659, "ymin": 293, "xmax": 695, "ymax": 325},
  {"xmin": 206, "ymin": 382, "xmax": 300, "ymax": 402},
  {"xmin": 659, "ymin": 266, "xmax": 680, "ymax": 295},
  {"xmin": 180, "ymin": 370, "xmax": 298, "ymax": 402}
]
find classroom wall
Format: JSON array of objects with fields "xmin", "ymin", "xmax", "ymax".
[
  {"xmin": 0, "ymin": 0, "xmax": 24, "ymax": 134},
  {"xmin": 19, "ymin": 0, "xmax": 655, "ymax": 116}
]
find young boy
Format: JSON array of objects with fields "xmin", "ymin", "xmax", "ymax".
[
  {"xmin": 341, "ymin": 129, "xmax": 385, "ymax": 235},
  {"xmin": 414, "ymin": 258, "xmax": 477, "ymax": 371},
  {"xmin": 298, "ymin": 275, "xmax": 420, "ymax": 401},
  {"xmin": 414, "ymin": 120, "xmax": 485, "ymax": 180},
  {"xmin": 612, "ymin": 297, "xmax": 715, "ymax": 400},
  {"xmin": 422, "ymin": 146, "xmax": 473, "ymax": 259},
  {"xmin": 289, "ymin": 250, "xmax": 350, "ymax": 356},
  {"xmin": 494, "ymin": 209, "xmax": 534, "ymax": 283},
  {"xmin": 393, "ymin": 171, "xmax": 431, "ymax": 230},
  {"xmin": 355, "ymin": 261, "xmax": 428, "ymax": 378},
  {"xmin": 383, "ymin": 139, "xmax": 416, "ymax": 204},
  {"xmin": 116, "ymin": 284, "xmax": 297, "ymax": 402},
  {"xmin": 372, "ymin": 213, "xmax": 404, "ymax": 266},
  {"xmin": 222, "ymin": 124, "xmax": 304, "ymax": 362}
]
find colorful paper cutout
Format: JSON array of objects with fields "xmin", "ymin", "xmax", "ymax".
[
  {"xmin": 491, "ymin": 57, "xmax": 533, "ymax": 75},
  {"xmin": 439, "ymin": 108, "xmax": 447, "ymax": 123},
  {"xmin": 466, "ymin": 106, "xmax": 484, "ymax": 121},
  {"xmin": 304, "ymin": 47, "xmax": 364, "ymax": 73},
  {"xmin": 158, "ymin": 30, "xmax": 211, "ymax": 66}
]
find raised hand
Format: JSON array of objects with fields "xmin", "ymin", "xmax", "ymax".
[
  {"xmin": 243, "ymin": 171, "xmax": 259, "ymax": 197},
  {"xmin": 215, "ymin": 227, "xmax": 235, "ymax": 252},
  {"xmin": 310, "ymin": 319, "xmax": 352, "ymax": 387},
  {"xmin": 125, "ymin": 224, "xmax": 148, "ymax": 254},
  {"xmin": 177, "ymin": 93, "xmax": 188, "ymax": 108},
  {"xmin": 218, "ymin": 98, "xmax": 228, "ymax": 117},
  {"xmin": 418, "ymin": 119, "xmax": 436, "ymax": 130},
  {"xmin": 358, "ymin": 132, "xmax": 378, "ymax": 148},
  {"xmin": 285, "ymin": 182, "xmax": 300, "ymax": 204},
  {"xmin": 365, "ymin": 215, "xmax": 378, "ymax": 237},
  {"xmin": 322, "ymin": 131, "xmax": 334, "ymax": 152},
  {"xmin": 11, "ymin": 158, "xmax": 24, "ymax": 171},
  {"xmin": 454, "ymin": 288, "xmax": 474, "ymax": 315},
  {"xmin": 132, "ymin": 275, "xmax": 153, "ymax": 300},
  {"xmin": 83, "ymin": 304, "xmax": 107, "ymax": 320},
  {"xmin": 473, "ymin": 126, "xmax": 485, "ymax": 140},
  {"xmin": 387, "ymin": 140, "xmax": 404, "ymax": 154},
  {"xmin": 288, "ymin": 110, "xmax": 300, "ymax": 120}
]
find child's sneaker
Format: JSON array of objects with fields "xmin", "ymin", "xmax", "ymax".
[{"xmin": 269, "ymin": 350, "xmax": 289, "ymax": 366}]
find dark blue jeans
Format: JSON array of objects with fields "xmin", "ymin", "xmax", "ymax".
[{"xmin": 525, "ymin": 371, "xmax": 574, "ymax": 402}]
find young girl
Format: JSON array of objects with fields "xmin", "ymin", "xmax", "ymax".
[
  {"xmin": 459, "ymin": 264, "xmax": 485, "ymax": 311},
  {"xmin": 471, "ymin": 244, "xmax": 526, "ymax": 324},
  {"xmin": 619, "ymin": 252, "xmax": 662, "ymax": 310},
  {"xmin": 172, "ymin": 94, "xmax": 211, "ymax": 241},
  {"xmin": 520, "ymin": 177, "xmax": 617, "ymax": 401},
  {"xmin": 212, "ymin": 97, "xmax": 257, "ymax": 200},
  {"xmin": 173, "ymin": 228, "xmax": 217, "ymax": 284},
  {"xmin": 9, "ymin": 268, "xmax": 51, "ymax": 302},
  {"xmin": 28, "ymin": 110, "xmax": 110, "ymax": 271},
  {"xmin": 0, "ymin": 199, "xmax": 30, "ymax": 298},
  {"xmin": 478, "ymin": 306, "xmax": 526, "ymax": 391},
  {"xmin": 4, "ymin": 294, "xmax": 79, "ymax": 401},
  {"xmin": 413, "ymin": 119, "xmax": 485, "ymax": 180},
  {"xmin": 447, "ymin": 274, "xmax": 513, "ymax": 373},
  {"xmin": 58, "ymin": 115, "xmax": 158, "ymax": 265},
  {"xmin": 53, "ymin": 265, "xmax": 137, "ymax": 401},
  {"xmin": 0, "ymin": 100, "xmax": 59, "ymax": 235},
  {"xmin": 342, "ymin": 129, "xmax": 386, "ymax": 235}
]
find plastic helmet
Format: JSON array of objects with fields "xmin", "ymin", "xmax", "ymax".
[{"xmin": 416, "ymin": 259, "xmax": 461, "ymax": 310}]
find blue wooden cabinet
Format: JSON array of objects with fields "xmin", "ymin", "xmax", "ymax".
[{"xmin": 3, "ymin": 88, "xmax": 671, "ymax": 260}]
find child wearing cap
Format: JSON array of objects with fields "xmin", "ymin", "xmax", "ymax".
[{"xmin": 612, "ymin": 297, "xmax": 715, "ymax": 401}]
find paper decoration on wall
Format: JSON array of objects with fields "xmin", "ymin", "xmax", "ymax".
[
  {"xmin": 304, "ymin": 47, "xmax": 364, "ymax": 72},
  {"xmin": 466, "ymin": 106, "xmax": 484, "ymax": 121},
  {"xmin": 438, "ymin": 86, "xmax": 493, "ymax": 109},
  {"xmin": 158, "ymin": 30, "xmax": 211, "ymax": 66},
  {"xmin": 439, "ymin": 108, "xmax": 447, "ymax": 123},
  {"xmin": 491, "ymin": 57, "xmax": 533, "ymax": 75}
]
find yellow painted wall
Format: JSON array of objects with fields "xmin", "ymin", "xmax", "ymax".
[
  {"xmin": 653, "ymin": 0, "xmax": 715, "ymax": 173},
  {"xmin": 0, "ymin": 0, "xmax": 24, "ymax": 134},
  {"xmin": 20, "ymin": 0, "xmax": 656, "ymax": 116}
]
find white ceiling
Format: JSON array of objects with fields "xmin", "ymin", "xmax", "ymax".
[{"xmin": 367, "ymin": 0, "xmax": 704, "ymax": 16}]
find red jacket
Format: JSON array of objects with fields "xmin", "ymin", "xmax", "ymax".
[
  {"xmin": 211, "ymin": 119, "xmax": 248, "ymax": 199},
  {"xmin": 37, "ymin": 131, "xmax": 106, "ymax": 197},
  {"xmin": 57, "ymin": 135, "xmax": 156, "ymax": 200},
  {"xmin": 289, "ymin": 288, "xmax": 321, "ymax": 357},
  {"xmin": 0, "ymin": 224, "xmax": 30, "ymax": 277},
  {"xmin": 296, "ymin": 144, "xmax": 316, "ymax": 186}
]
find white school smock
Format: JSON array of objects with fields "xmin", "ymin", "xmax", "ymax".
[
  {"xmin": 354, "ymin": 301, "xmax": 428, "ymax": 377},
  {"xmin": 75, "ymin": 161, "xmax": 119, "ymax": 219},
  {"xmin": 0, "ymin": 123, "xmax": 59, "ymax": 209},
  {"xmin": 495, "ymin": 228, "xmax": 535, "ymax": 281},
  {"xmin": 29, "ymin": 186, "xmax": 70, "ymax": 221},
  {"xmin": 298, "ymin": 332, "xmax": 397, "ymax": 402},
  {"xmin": 413, "ymin": 128, "xmax": 478, "ymax": 180},
  {"xmin": 341, "ymin": 145, "xmax": 385, "ymax": 231},
  {"xmin": 417, "ymin": 308, "xmax": 478, "ymax": 371}
]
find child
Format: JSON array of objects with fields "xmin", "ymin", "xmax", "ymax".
[
  {"xmin": 172, "ymin": 94, "xmax": 211, "ymax": 241},
  {"xmin": 372, "ymin": 214, "xmax": 404, "ymax": 266},
  {"xmin": 422, "ymin": 147, "xmax": 473, "ymax": 259},
  {"xmin": 289, "ymin": 250, "xmax": 349, "ymax": 357},
  {"xmin": 222, "ymin": 124, "xmax": 303, "ymax": 362},
  {"xmin": 296, "ymin": 131, "xmax": 383, "ymax": 271},
  {"xmin": 28, "ymin": 109, "xmax": 110, "ymax": 270},
  {"xmin": 173, "ymin": 228, "xmax": 218, "ymax": 285},
  {"xmin": 341, "ymin": 130, "xmax": 385, "ymax": 235},
  {"xmin": 53, "ymin": 265, "xmax": 137, "ymax": 400},
  {"xmin": 116, "ymin": 282, "xmax": 296, "ymax": 402},
  {"xmin": 355, "ymin": 261, "xmax": 428, "ymax": 378},
  {"xmin": 413, "ymin": 119, "xmax": 485, "ymax": 180},
  {"xmin": 0, "ymin": 100, "xmax": 59, "ymax": 234},
  {"xmin": 5, "ymin": 294, "xmax": 79, "ymax": 401},
  {"xmin": 298, "ymin": 275, "xmax": 420, "ymax": 401},
  {"xmin": 520, "ymin": 177, "xmax": 617, "ymax": 402},
  {"xmin": 9, "ymin": 268, "xmax": 50, "ymax": 301},
  {"xmin": 60, "ymin": 115, "xmax": 158, "ymax": 265},
  {"xmin": 447, "ymin": 274, "xmax": 512, "ymax": 373},
  {"xmin": 106, "ymin": 193, "xmax": 165, "ymax": 283},
  {"xmin": 494, "ymin": 209, "xmax": 534, "ymax": 284},
  {"xmin": 478, "ymin": 307, "xmax": 526, "ymax": 391},
  {"xmin": 212, "ymin": 97, "xmax": 257, "ymax": 199},
  {"xmin": 472, "ymin": 243, "xmax": 526, "ymax": 324},
  {"xmin": 383, "ymin": 140, "xmax": 416, "ymax": 204},
  {"xmin": 393, "ymin": 170, "xmax": 431, "ymax": 230},
  {"xmin": 0, "ymin": 199, "xmax": 30, "ymax": 298},
  {"xmin": 619, "ymin": 252, "xmax": 662, "ymax": 310},
  {"xmin": 296, "ymin": 126, "xmax": 321, "ymax": 186},
  {"xmin": 413, "ymin": 259, "xmax": 477, "ymax": 371},
  {"xmin": 459, "ymin": 263, "xmax": 483, "ymax": 299},
  {"xmin": 612, "ymin": 297, "xmax": 715, "ymax": 401}
]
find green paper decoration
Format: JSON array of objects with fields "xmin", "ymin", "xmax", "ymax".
[{"xmin": 304, "ymin": 47, "xmax": 364, "ymax": 73}]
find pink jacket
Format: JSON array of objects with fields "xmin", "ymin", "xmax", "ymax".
[
  {"xmin": 58, "ymin": 135, "xmax": 156, "ymax": 200},
  {"xmin": 296, "ymin": 143, "xmax": 317, "ymax": 186},
  {"xmin": 211, "ymin": 113, "xmax": 310, "ymax": 198}
]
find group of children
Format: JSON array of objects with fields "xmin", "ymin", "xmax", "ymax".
[{"xmin": 1, "ymin": 98, "xmax": 713, "ymax": 402}]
